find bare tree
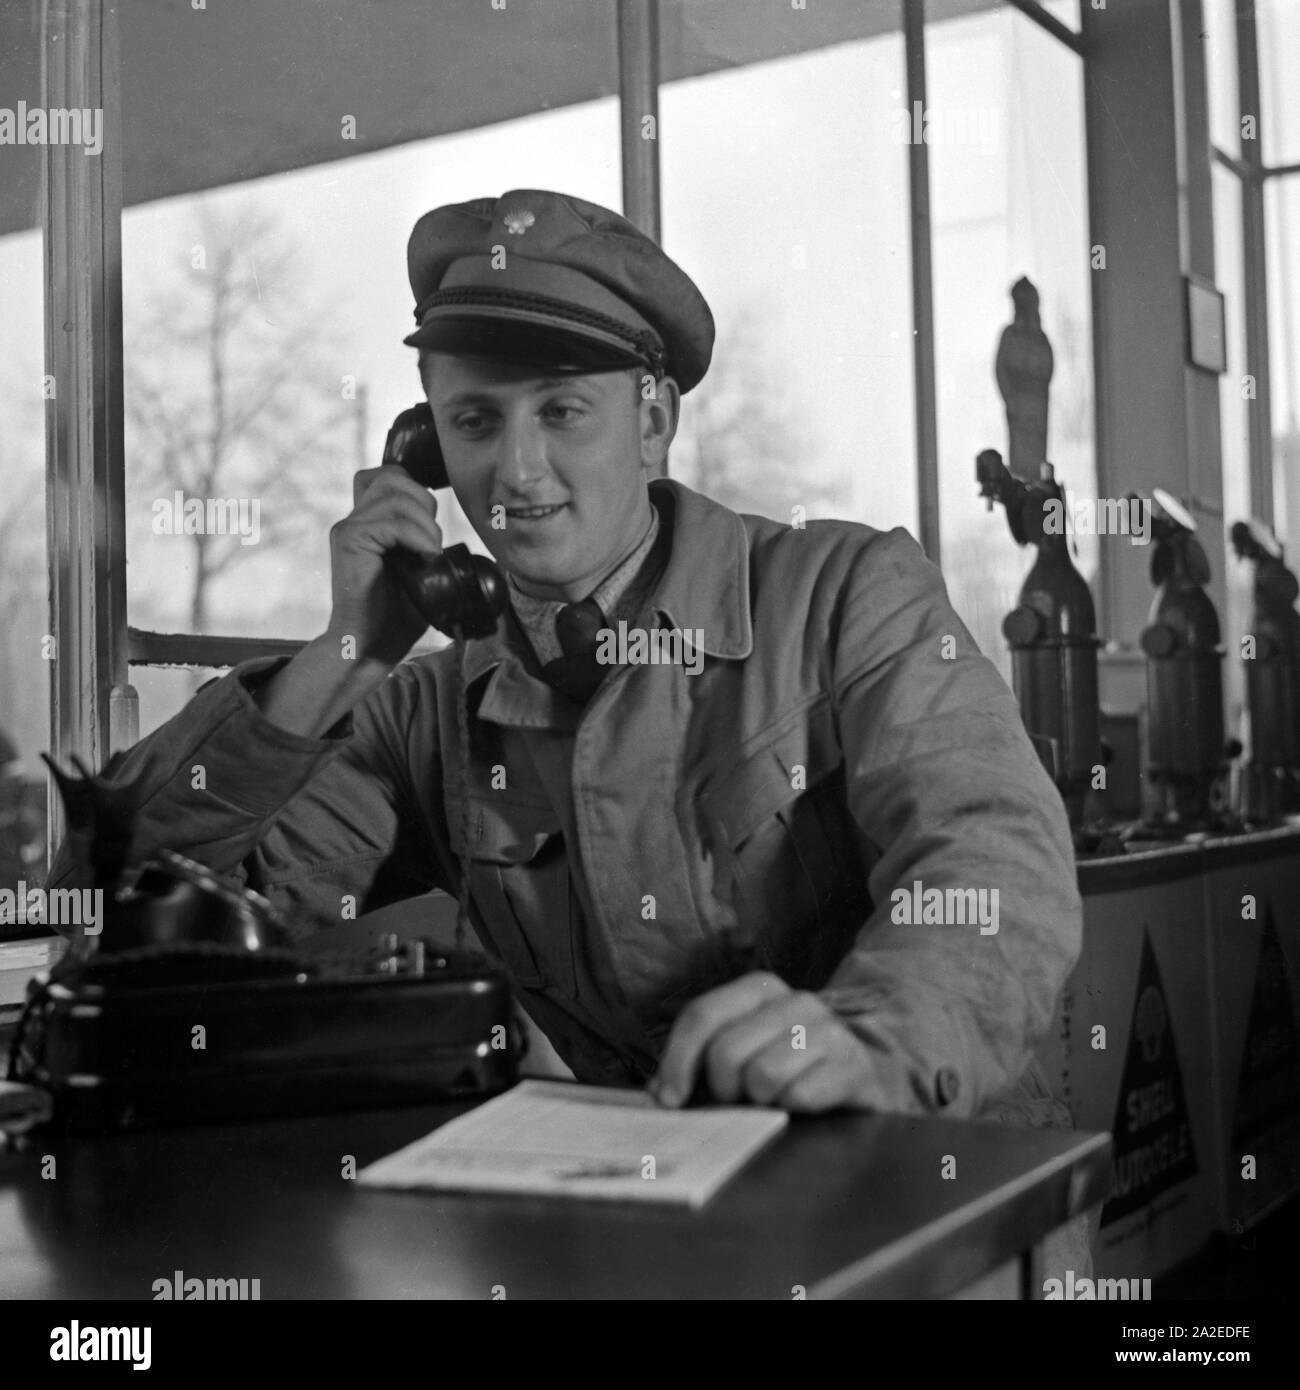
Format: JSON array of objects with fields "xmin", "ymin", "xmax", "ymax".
[
  {"xmin": 0, "ymin": 378, "xmax": 49, "ymax": 762},
  {"xmin": 0, "ymin": 485, "xmax": 45, "ymax": 759},
  {"xmin": 0, "ymin": 382, "xmax": 51, "ymax": 881},
  {"xmin": 125, "ymin": 201, "xmax": 355, "ymax": 632},
  {"xmin": 670, "ymin": 303, "xmax": 841, "ymax": 522},
  {"xmin": 0, "ymin": 484, "xmax": 42, "ymax": 616}
]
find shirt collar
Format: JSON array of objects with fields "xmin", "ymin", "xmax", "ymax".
[
  {"xmin": 462, "ymin": 478, "xmax": 753, "ymax": 716},
  {"xmin": 506, "ymin": 503, "xmax": 662, "ymax": 667}
]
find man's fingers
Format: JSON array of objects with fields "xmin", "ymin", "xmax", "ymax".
[
  {"xmin": 773, "ymin": 1058, "xmax": 848, "ymax": 1113},
  {"xmin": 737, "ymin": 1036, "xmax": 828, "ymax": 1107},
  {"xmin": 351, "ymin": 464, "xmax": 441, "ymax": 514},
  {"xmin": 703, "ymin": 993, "xmax": 832, "ymax": 1104},
  {"xmin": 652, "ymin": 973, "xmax": 787, "ymax": 1106},
  {"xmin": 352, "ymin": 466, "xmax": 385, "ymax": 508},
  {"xmin": 775, "ymin": 1054, "xmax": 880, "ymax": 1114},
  {"xmin": 334, "ymin": 487, "xmax": 444, "ymax": 561},
  {"xmin": 332, "ymin": 512, "xmax": 444, "ymax": 569}
]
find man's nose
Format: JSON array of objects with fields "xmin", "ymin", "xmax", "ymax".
[{"xmin": 496, "ymin": 411, "xmax": 549, "ymax": 489}]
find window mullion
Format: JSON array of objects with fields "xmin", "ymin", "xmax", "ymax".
[
  {"xmin": 905, "ymin": 0, "xmax": 941, "ymax": 564},
  {"xmin": 1235, "ymin": 0, "xmax": 1274, "ymax": 526},
  {"xmin": 42, "ymin": 0, "xmax": 129, "ymax": 865}
]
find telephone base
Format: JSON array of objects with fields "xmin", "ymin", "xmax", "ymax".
[{"xmin": 8, "ymin": 946, "xmax": 520, "ymax": 1133}]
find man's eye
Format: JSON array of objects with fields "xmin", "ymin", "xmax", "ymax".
[
  {"xmin": 543, "ymin": 403, "xmax": 584, "ymax": 422},
  {"xmin": 453, "ymin": 412, "xmax": 492, "ymax": 434}
]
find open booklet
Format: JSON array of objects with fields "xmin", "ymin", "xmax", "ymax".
[{"xmin": 357, "ymin": 1079, "xmax": 790, "ymax": 1209}]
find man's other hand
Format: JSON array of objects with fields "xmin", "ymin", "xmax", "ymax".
[{"xmin": 649, "ymin": 972, "xmax": 879, "ymax": 1113}]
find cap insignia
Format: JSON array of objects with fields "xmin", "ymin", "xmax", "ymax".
[{"xmin": 503, "ymin": 210, "xmax": 535, "ymax": 236}]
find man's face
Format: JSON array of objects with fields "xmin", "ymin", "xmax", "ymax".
[{"xmin": 423, "ymin": 354, "xmax": 674, "ymax": 603}]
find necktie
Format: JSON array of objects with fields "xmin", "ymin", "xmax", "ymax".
[{"xmin": 541, "ymin": 598, "xmax": 610, "ymax": 702}]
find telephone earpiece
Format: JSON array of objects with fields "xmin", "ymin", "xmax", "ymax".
[
  {"xmin": 380, "ymin": 404, "xmax": 507, "ymax": 639},
  {"xmin": 382, "ymin": 402, "xmax": 449, "ymax": 490}
]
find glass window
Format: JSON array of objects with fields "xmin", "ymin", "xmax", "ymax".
[
  {"xmin": 1213, "ymin": 164, "xmax": 1250, "ymax": 739},
  {"xmin": 1203, "ymin": 0, "xmax": 1242, "ymax": 158},
  {"xmin": 0, "ymin": 229, "xmax": 49, "ymax": 890},
  {"xmin": 929, "ymin": 8, "xmax": 1095, "ymax": 680},
  {"xmin": 1265, "ymin": 176, "xmax": 1300, "ymax": 550},
  {"xmin": 658, "ymin": 35, "xmax": 916, "ymax": 536},
  {"xmin": 118, "ymin": 0, "xmax": 621, "ymax": 732},
  {"xmin": 0, "ymin": 8, "xmax": 50, "ymax": 888},
  {"xmin": 1257, "ymin": 0, "xmax": 1300, "ymax": 166},
  {"xmin": 122, "ymin": 97, "xmax": 621, "ymax": 657},
  {"xmin": 115, "ymin": 0, "xmax": 621, "ymax": 731}
]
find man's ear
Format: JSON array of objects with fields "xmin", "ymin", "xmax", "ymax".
[{"xmin": 638, "ymin": 373, "xmax": 680, "ymax": 473}]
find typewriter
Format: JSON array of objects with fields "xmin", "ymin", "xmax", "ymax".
[{"xmin": 7, "ymin": 757, "xmax": 521, "ymax": 1133}]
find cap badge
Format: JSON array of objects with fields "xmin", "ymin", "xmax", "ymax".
[{"xmin": 503, "ymin": 210, "xmax": 535, "ymax": 236}]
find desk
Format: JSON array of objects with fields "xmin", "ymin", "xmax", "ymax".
[{"xmin": 0, "ymin": 1100, "xmax": 1108, "ymax": 1300}]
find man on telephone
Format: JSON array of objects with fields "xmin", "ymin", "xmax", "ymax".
[{"xmin": 55, "ymin": 189, "xmax": 1080, "ymax": 1129}]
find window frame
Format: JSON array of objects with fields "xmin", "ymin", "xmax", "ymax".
[{"xmin": 1209, "ymin": 0, "xmax": 1291, "ymax": 528}]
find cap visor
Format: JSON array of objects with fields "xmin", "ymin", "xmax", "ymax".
[{"xmin": 404, "ymin": 314, "xmax": 645, "ymax": 375}]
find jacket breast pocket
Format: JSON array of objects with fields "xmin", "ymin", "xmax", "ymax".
[
  {"xmin": 456, "ymin": 796, "xmax": 570, "ymax": 994},
  {"xmin": 699, "ymin": 698, "xmax": 869, "ymax": 988}
]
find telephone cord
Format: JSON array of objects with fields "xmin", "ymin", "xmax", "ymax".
[{"xmin": 453, "ymin": 632, "xmax": 471, "ymax": 955}]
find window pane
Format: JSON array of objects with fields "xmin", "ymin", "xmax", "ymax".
[
  {"xmin": 658, "ymin": 36, "xmax": 916, "ymax": 534},
  {"xmin": 1265, "ymin": 176, "xmax": 1300, "ymax": 550},
  {"xmin": 1204, "ymin": 0, "xmax": 1241, "ymax": 158},
  {"xmin": 1213, "ymin": 164, "xmax": 1250, "ymax": 740},
  {"xmin": 0, "ymin": 0, "xmax": 50, "ymax": 887},
  {"xmin": 929, "ymin": 8, "xmax": 1095, "ymax": 682},
  {"xmin": 0, "ymin": 230, "xmax": 49, "ymax": 891},
  {"xmin": 1257, "ymin": 0, "xmax": 1300, "ymax": 166},
  {"xmin": 120, "ymin": 95, "xmax": 619, "ymax": 729},
  {"xmin": 120, "ymin": 5, "xmax": 619, "ymax": 644}
]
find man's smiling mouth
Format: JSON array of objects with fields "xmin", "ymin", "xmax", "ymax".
[{"xmin": 505, "ymin": 503, "xmax": 568, "ymax": 521}]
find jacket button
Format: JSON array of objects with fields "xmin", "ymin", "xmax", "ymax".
[{"xmin": 935, "ymin": 1066, "xmax": 961, "ymax": 1107}]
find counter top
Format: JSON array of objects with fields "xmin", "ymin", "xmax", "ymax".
[{"xmin": 0, "ymin": 1097, "xmax": 1109, "ymax": 1300}]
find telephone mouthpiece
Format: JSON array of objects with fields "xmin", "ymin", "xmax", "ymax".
[
  {"xmin": 390, "ymin": 544, "xmax": 507, "ymax": 640},
  {"xmin": 464, "ymin": 554, "xmax": 509, "ymax": 636}
]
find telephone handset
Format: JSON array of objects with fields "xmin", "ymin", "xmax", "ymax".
[{"xmin": 381, "ymin": 403, "xmax": 507, "ymax": 639}]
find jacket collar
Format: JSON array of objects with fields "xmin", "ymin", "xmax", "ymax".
[
  {"xmin": 644, "ymin": 478, "xmax": 753, "ymax": 659},
  {"xmin": 461, "ymin": 477, "xmax": 753, "ymax": 697}
]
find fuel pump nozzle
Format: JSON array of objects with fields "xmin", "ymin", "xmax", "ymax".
[
  {"xmin": 1133, "ymin": 490, "xmax": 1238, "ymax": 836},
  {"xmin": 975, "ymin": 449, "xmax": 1103, "ymax": 840},
  {"xmin": 1230, "ymin": 518, "xmax": 1300, "ymax": 823}
]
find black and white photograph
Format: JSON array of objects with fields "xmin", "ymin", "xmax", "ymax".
[{"xmin": 1, "ymin": 0, "xmax": 1298, "ymax": 1351}]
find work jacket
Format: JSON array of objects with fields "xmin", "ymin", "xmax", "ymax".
[{"xmin": 53, "ymin": 478, "xmax": 1081, "ymax": 1123}]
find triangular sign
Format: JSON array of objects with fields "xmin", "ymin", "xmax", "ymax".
[
  {"xmin": 1232, "ymin": 903, "xmax": 1300, "ymax": 1147},
  {"xmin": 1101, "ymin": 930, "xmax": 1198, "ymax": 1226}
]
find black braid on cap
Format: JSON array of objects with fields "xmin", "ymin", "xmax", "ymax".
[{"xmin": 413, "ymin": 286, "xmax": 666, "ymax": 375}]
